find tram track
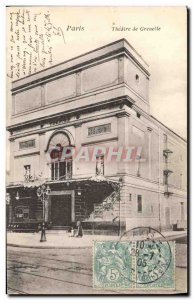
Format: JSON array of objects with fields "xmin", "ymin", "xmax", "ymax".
[
  {"xmin": 7, "ymin": 248, "xmax": 90, "ymax": 264},
  {"xmin": 7, "ymin": 258, "xmax": 92, "ymax": 276},
  {"xmin": 7, "ymin": 249, "xmax": 124, "ymax": 294},
  {"xmin": 7, "ymin": 268, "xmax": 122, "ymax": 294}
]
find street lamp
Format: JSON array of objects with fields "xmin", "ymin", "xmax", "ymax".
[
  {"xmin": 118, "ymin": 177, "xmax": 123, "ymax": 236},
  {"xmin": 15, "ymin": 191, "xmax": 20, "ymax": 200},
  {"xmin": 37, "ymin": 184, "xmax": 51, "ymax": 242}
]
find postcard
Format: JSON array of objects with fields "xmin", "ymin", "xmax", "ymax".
[{"xmin": 6, "ymin": 6, "xmax": 188, "ymax": 295}]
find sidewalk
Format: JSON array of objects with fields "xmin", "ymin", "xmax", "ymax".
[{"xmin": 7, "ymin": 230, "xmax": 187, "ymax": 249}]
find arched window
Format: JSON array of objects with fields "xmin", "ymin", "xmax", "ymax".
[{"xmin": 47, "ymin": 132, "xmax": 73, "ymax": 181}]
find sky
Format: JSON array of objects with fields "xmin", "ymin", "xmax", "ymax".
[{"xmin": 6, "ymin": 6, "xmax": 187, "ymax": 138}]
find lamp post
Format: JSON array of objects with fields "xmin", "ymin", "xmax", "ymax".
[
  {"xmin": 37, "ymin": 184, "xmax": 51, "ymax": 242},
  {"xmin": 118, "ymin": 177, "xmax": 123, "ymax": 236}
]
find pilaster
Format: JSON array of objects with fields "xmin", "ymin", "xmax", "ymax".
[{"xmin": 117, "ymin": 111, "xmax": 130, "ymax": 174}]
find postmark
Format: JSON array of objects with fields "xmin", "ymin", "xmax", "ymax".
[{"xmin": 93, "ymin": 227, "xmax": 175, "ymax": 289}]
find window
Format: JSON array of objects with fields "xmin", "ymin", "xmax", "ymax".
[
  {"xmin": 135, "ymin": 74, "xmax": 139, "ymax": 83},
  {"xmin": 24, "ymin": 165, "xmax": 32, "ymax": 182},
  {"xmin": 163, "ymin": 171, "xmax": 168, "ymax": 185},
  {"xmin": 88, "ymin": 124, "xmax": 111, "ymax": 137},
  {"xmin": 137, "ymin": 195, "xmax": 142, "ymax": 212},
  {"xmin": 129, "ymin": 193, "xmax": 132, "ymax": 201},
  {"xmin": 96, "ymin": 155, "xmax": 104, "ymax": 176},
  {"xmin": 51, "ymin": 160, "xmax": 72, "ymax": 180},
  {"xmin": 19, "ymin": 139, "xmax": 35, "ymax": 149},
  {"xmin": 163, "ymin": 134, "xmax": 167, "ymax": 144}
]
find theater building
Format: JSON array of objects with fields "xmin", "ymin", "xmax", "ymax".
[{"xmin": 6, "ymin": 39, "xmax": 187, "ymax": 234}]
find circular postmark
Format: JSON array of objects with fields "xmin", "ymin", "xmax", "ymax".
[{"xmin": 115, "ymin": 227, "xmax": 172, "ymax": 285}]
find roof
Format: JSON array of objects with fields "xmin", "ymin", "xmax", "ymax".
[{"xmin": 12, "ymin": 38, "xmax": 150, "ymax": 91}]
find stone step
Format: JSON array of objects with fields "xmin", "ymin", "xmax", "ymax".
[{"xmin": 47, "ymin": 226, "xmax": 71, "ymax": 233}]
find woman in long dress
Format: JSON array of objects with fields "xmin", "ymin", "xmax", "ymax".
[{"xmin": 77, "ymin": 221, "xmax": 83, "ymax": 237}]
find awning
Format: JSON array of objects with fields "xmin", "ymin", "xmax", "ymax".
[{"xmin": 6, "ymin": 176, "xmax": 122, "ymax": 191}]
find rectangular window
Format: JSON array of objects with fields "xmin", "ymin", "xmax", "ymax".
[
  {"xmin": 19, "ymin": 139, "xmax": 35, "ymax": 149},
  {"xmin": 24, "ymin": 165, "xmax": 31, "ymax": 182},
  {"xmin": 129, "ymin": 193, "xmax": 132, "ymax": 201},
  {"xmin": 51, "ymin": 160, "xmax": 72, "ymax": 180},
  {"xmin": 137, "ymin": 195, "xmax": 142, "ymax": 212},
  {"xmin": 96, "ymin": 155, "xmax": 104, "ymax": 176},
  {"xmin": 163, "ymin": 171, "xmax": 168, "ymax": 185},
  {"xmin": 88, "ymin": 123, "xmax": 111, "ymax": 137},
  {"xmin": 163, "ymin": 134, "xmax": 167, "ymax": 144}
]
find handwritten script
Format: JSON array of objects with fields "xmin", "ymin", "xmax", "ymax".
[{"xmin": 7, "ymin": 9, "xmax": 65, "ymax": 80}]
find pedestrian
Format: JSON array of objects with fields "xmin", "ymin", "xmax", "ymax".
[
  {"xmin": 76, "ymin": 221, "xmax": 83, "ymax": 237},
  {"xmin": 69, "ymin": 226, "xmax": 75, "ymax": 237}
]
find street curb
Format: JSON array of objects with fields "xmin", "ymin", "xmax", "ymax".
[
  {"xmin": 7, "ymin": 233, "xmax": 186, "ymax": 249},
  {"xmin": 7, "ymin": 243, "xmax": 92, "ymax": 249},
  {"xmin": 164, "ymin": 233, "xmax": 187, "ymax": 241}
]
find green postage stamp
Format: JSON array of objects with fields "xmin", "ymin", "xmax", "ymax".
[{"xmin": 93, "ymin": 240, "xmax": 175, "ymax": 289}]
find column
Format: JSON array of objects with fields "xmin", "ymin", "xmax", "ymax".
[
  {"xmin": 117, "ymin": 112, "xmax": 130, "ymax": 234},
  {"xmin": 74, "ymin": 122, "xmax": 82, "ymax": 178},
  {"xmin": 9, "ymin": 138, "xmax": 15, "ymax": 182},
  {"xmin": 180, "ymin": 202, "xmax": 184, "ymax": 220},
  {"xmin": 117, "ymin": 111, "xmax": 130, "ymax": 174},
  {"xmin": 147, "ymin": 127, "xmax": 152, "ymax": 180},
  {"xmin": 41, "ymin": 84, "xmax": 46, "ymax": 106},
  {"xmin": 118, "ymin": 56, "xmax": 124, "ymax": 84},
  {"xmin": 76, "ymin": 71, "xmax": 82, "ymax": 96},
  {"xmin": 39, "ymin": 133, "xmax": 46, "ymax": 179},
  {"xmin": 180, "ymin": 201, "xmax": 185, "ymax": 229}
]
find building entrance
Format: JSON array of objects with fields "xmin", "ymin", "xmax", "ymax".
[{"xmin": 51, "ymin": 195, "xmax": 71, "ymax": 226}]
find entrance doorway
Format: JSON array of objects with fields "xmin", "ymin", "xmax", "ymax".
[{"xmin": 51, "ymin": 195, "xmax": 71, "ymax": 226}]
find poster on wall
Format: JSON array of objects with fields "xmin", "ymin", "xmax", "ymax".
[{"xmin": 6, "ymin": 6, "xmax": 188, "ymax": 295}]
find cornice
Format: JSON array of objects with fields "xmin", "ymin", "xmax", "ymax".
[{"xmin": 7, "ymin": 95, "xmax": 135, "ymax": 132}]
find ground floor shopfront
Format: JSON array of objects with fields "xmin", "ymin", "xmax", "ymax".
[
  {"xmin": 6, "ymin": 176, "xmax": 187, "ymax": 234},
  {"xmin": 6, "ymin": 178, "xmax": 123, "ymax": 234}
]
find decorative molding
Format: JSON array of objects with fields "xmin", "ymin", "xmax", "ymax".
[
  {"xmin": 14, "ymin": 151, "xmax": 40, "ymax": 158},
  {"xmin": 116, "ymin": 111, "xmax": 130, "ymax": 118},
  {"xmin": 147, "ymin": 126, "xmax": 153, "ymax": 132},
  {"xmin": 74, "ymin": 122, "xmax": 83, "ymax": 128},
  {"xmin": 9, "ymin": 137, "xmax": 16, "ymax": 142},
  {"xmin": 82, "ymin": 137, "xmax": 118, "ymax": 146},
  {"xmin": 7, "ymin": 96, "xmax": 134, "ymax": 132}
]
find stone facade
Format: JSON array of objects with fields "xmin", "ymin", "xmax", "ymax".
[{"xmin": 7, "ymin": 39, "xmax": 187, "ymax": 234}]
